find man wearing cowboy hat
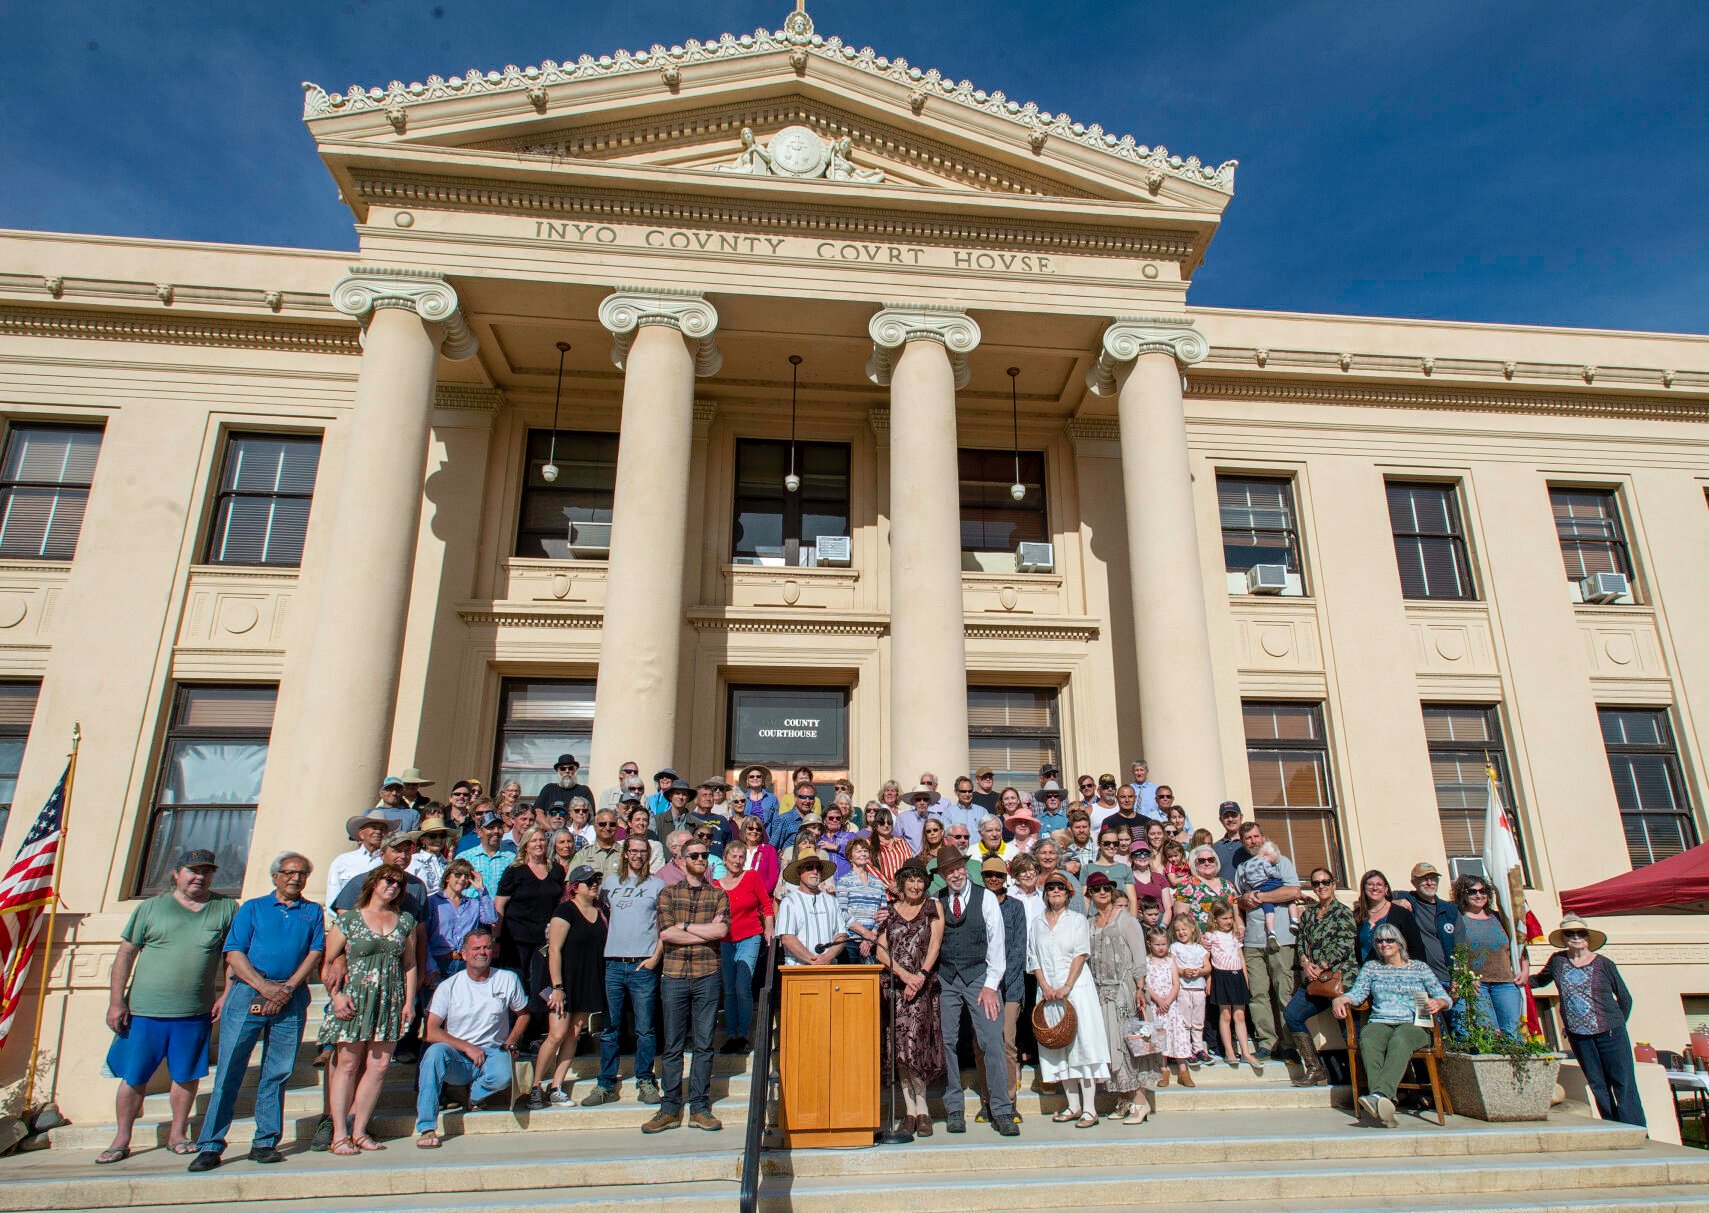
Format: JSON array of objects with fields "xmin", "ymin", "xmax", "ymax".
[
  {"xmin": 895, "ymin": 783, "xmax": 936, "ymax": 854},
  {"xmin": 535, "ymin": 754, "xmax": 592, "ymax": 816},
  {"xmin": 653, "ymin": 779, "xmax": 698, "ymax": 841},
  {"xmin": 1033, "ymin": 782, "xmax": 1069, "ymax": 835},
  {"xmin": 646, "ymin": 768, "xmax": 682, "ymax": 817},
  {"xmin": 397, "ymin": 767, "xmax": 436, "ymax": 814},
  {"xmin": 933, "ymin": 846, "xmax": 1019, "ymax": 1136},
  {"xmin": 325, "ymin": 812, "xmax": 390, "ymax": 904},
  {"xmin": 372, "ymin": 776, "xmax": 422, "ymax": 832},
  {"xmin": 777, "ymin": 850, "xmax": 845, "ymax": 965}
]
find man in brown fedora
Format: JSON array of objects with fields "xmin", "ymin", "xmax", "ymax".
[{"xmin": 933, "ymin": 846, "xmax": 1019, "ymax": 1136}]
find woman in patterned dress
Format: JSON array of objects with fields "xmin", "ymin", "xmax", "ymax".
[
  {"xmin": 876, "ymin": 859, "xmax": 944, "ymax": 1136},
  {"xmin": 1176, "ymin": 845, "xmax": 1239, "ymax": 932},
  {"xmin": 1087, "ymin": 872, "xmax": 1152, "ymax": 1124},
  {"xmin": 320, "ymin": 864, "xmax": 419, "ymax": 1154}
]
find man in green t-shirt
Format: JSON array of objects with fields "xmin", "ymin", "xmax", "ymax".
[{"xmin": 97, "ymin": 849, "xmax": 236, "ymax": 1165}]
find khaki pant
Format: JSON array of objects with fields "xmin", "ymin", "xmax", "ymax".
[
  {"xmin": 975, "ymin": 1000, "xmax": 1021, "ymax": 1106},
  {"xmin": 1243, "ymin": 945, "xmax": 1296, "ymax": 1052},
  {"xmin": 1359, "ymin": 1021, "xmax": 1429, "ymax": 1100}
]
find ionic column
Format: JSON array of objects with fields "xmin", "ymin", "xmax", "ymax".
[
  {"xmin": 869, "ymin": 306, "xmax": 980, "ymax": 781},
  {"xmin": 1085, "ymin": 318, "xmax": 1226, "ymax": 803},
  {"xmin": 588, "ymin": 290, "xmax": 721, "ymax": 782},
  {"xmin": 253, "ymin": 268, "xmax": 478, "ymax": 895}
]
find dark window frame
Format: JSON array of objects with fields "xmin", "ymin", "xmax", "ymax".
[
  {"xmin": 203, "ymin": 432, "xmax": 322, "ymax": 567},
  {"xmin": 1218, "ymin": 474, "xmax": 1304, "ymax": 581},
  {"xmin": 967, "ymin": 685, "xmax": 1062, "ymax": 789},
  {"xmin": 730, "ymin": 438, "xmax": 852, "ymax": 566},
  {"xmin": 1599, "ymin": 706, "xmax": 1699, "ymax": 868},
  {"xmin": 0, "ymin": 423, "xmax": 104, "ymax": 561},
  {"xmin": 958, "ymin": 448, "xmax": 1048, "ymax": 554},
  {"xmin": 1550, "ymin": 486, "xmax": 1635, "ymax": 584},
  {"xmin": 1422, "ymin": 703, "xmax": 1531, "ymax": 885},
  {"xmin": 1386, "ymin": 480, "xmax": 1477, "ymax": 601},
  {"xmin": 514, "ymin": 428, "xmax": 619, "ymax": 560},
  {"xmin": 1242, "ymin": 699, "xmax": 1347, "ymax": 883},
  {"xmin": 0, "ymin": 681, "xmax": 40, "ymax": 842}
]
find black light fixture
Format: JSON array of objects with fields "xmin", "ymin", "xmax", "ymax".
[
  {"xmin": 1007, "ymin": 366, "xmax": 1026, "ymax": 501},
  {"xmin": 785, "ymin": 354, "xmax": 803, "ymax": 492},
  {"xmin": 542, "ymin": 340, "xmax": 571, "ymax": 483}
]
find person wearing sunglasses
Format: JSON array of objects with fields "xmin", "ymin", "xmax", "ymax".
[
  {"xmin": 1332, "ymin": 922, "xmax": 1448, "ymax": 1128},
  {"xmin": 1531, "ymin": 916, "xmax": 1643, "ymax": 1127},
  {"xmin": 644, "ymin": 842, "xmax": 730, "ymax": 1134},
  {"xmin": 1451, "ymin": 874, "xmax": 1527, "ymax": 1039},
  {"xmin": 1281, "ymin": 866, "xmax": 1354, "ymax": 1087}
]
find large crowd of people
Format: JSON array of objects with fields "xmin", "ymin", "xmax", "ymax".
[{"xmin": 95, "ymin": 752, "xmax": 1645, "ymax": 1170}]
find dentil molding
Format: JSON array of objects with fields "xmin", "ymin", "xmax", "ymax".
[
  {"xmin": 597, "ymin": 289, "xmax": 722, "ymax": 377},
  {"xmin": 330, "ymin": 267, "xmax": 478, "ymax": 359},
  {"xmin": 866, "ymin": 305, "xmax": 981, "ymax": 390},
  {"xmin": 1085, "ymin": 317, "xmax": 1208, "ymax": 396}
]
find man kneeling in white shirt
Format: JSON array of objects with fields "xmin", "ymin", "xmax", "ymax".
[{"xmin": 414, "ymin": 927, "xmax": 530, "ymax": 1147}]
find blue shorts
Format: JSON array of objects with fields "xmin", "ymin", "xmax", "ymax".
[{"xmin": 105, "ymin": 1013, "xmax": 212, "ymax": 1087}]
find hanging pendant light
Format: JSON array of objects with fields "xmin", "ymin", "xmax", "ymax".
[
  {"xmin": 785, "ymin": 354, "xmax": 802, "ymax": 492},
  {"xmin": 1007, "ymin": 366, "xmax": 1026, "ymax": 501},
  {"xmin": 542, "ymin": 340, "xmax": 570, "ymax": 483}
]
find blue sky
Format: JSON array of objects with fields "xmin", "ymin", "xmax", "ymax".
[{"xmin": 4, "ymin": 1, "xmax": 1706, "ymax": 332}]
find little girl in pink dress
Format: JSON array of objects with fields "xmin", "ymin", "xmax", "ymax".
[{"xmin": 1144, "ymin": 925, "xmax": 1196, "ymax": 1088}]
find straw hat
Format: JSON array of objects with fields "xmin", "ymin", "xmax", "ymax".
[
  {"xmin": 1547, "ymin": 915, "xmax": 1607, "ymax": 951},
  {"xmin": 783, "ymin": 848, "xmax": 832, "ymax": 884}
]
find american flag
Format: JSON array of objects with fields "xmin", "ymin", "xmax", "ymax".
[{"xmin": 0, "ymin": 768, "xmax": 69, "ymax": 1048}]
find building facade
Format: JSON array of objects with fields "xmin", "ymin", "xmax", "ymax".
[{"xmin": 2, "ymin": 9, "xmax": 1708, "ymax": 1117}]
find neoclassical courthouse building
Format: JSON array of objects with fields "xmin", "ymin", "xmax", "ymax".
[{"xmin": 2, "ymin": 7, "xmax": 1708, "ymax": 1115}]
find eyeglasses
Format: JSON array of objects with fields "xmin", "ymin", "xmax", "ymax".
[
  {"xmin": 1562, "ymin": 929, "xmax": 1589, "ymax": 939},
  {"xmin": 949, "ymin": 832, "xmax": 969, "ymax": 841},
  {"xmin": 1375, "ymin": 939, "xmax": 1399, "ymax": 947},
  {"xmin": 1157, "ymin": 793, "xmax": 1174, "ymax": 801},
  {"xmin": 449, "ymin": 790, "xmax": 471, "ymax": 799},
  {"xmin": 1196, "ymin": 857, "xmax": 1219, "ymax": 865},
  {"xmin": 278, "ymin": 869, "xmax": 309, "ymax": 879},
  {"xmin": 596, "ymin": 822, "xmax": 618, "ymax": 829},
  {"xmin": 684, "ymin": 851, "xmax": 709, "ymax": 861},
  {"xmin": 1310, "ymin": 878, "xmax": 1335, "ymax": 887},
  {"xmin": 1466, "ymin": 888, "xmax": 1489, "ymax": 897},
  {"xmin": 378, "ymin": 876, "xmax": 402, "ymax": 886}
]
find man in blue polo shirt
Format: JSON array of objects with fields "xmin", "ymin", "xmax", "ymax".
[{"xmin": 188, "ymin": 851, "xmax": 324, "ymax": 1171}]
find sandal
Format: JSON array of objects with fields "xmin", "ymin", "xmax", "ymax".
[
  {"xmin": 94, "ymin": 1146, "xmax": 130, "ymax": 1165},
  {"xmin": 1051, "ymin": 1109, "xmax": 1076, "ymax": 1123},
  {"xmin": 330, "ymin": 1138, "xmax": 360, "ymax": 1156},
  {"xmin": 415, "ymin": 1131, "xmax": 441, "ymax": 1150},
  {"xmin": 352, "ymin": 1134, "xmax": 386, "ymax": 1152},
  {"xmin": 167, "ymin": 1140, "xmax": 197, "ymax": 1156},
  {"xmin": 1075, "ymin": 1111, "xmax": 1099, "ymax": 1129}
]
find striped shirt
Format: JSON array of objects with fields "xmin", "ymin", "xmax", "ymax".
[
  {"xmin": 835, "ymin": 869, "xmax": 889, "ymax": 938},
  {"xmin": 777, "ymin": 888, "xmax": 843, "ymax": 962}
]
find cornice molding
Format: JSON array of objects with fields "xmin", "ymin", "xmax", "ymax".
[
  {"xmin": 347, "ymin": 171, "xmax": 1196, "ymax": 261},
  {"xmin": 1185, "ymin": 377, "xmax": 1709, "ymax": 423},
  {"xmin": 866, "ymin": 305, "xmax": 981, "ymax": 389},
  {"xmin": 303, "ymin": 21, "xmax": 1235, "ymax": 194},
  {"xmin": 331, "ymin": 267, "xmax": 478, "ymax": 360},
  {"xmin": 457, "ymin": 607, "xmax": 604, "ymax": 629},
  {"xmin": 868, "ymin": 407, "xmax": 890, "ymax": 446},
  {"xmin": 688, "ymin": 611, "xmax": 889, "ymax": 637},
  {"xmin": 1085, "ymin": 316, "xmax": 1207, "ymax": 396},
  {"xmin": 597, "ymin": 289, "xmax": 722, "ymax": 377},
  {"xmin": 0, "ymin": 273, "xmax": 334, "ymax": 316},
  {"xmin": 966, "ymin": 619, "xmax": 1099, "ymax": 642},
  {"xmin": 434, "ymin": 384, "xmax": 506, "ymax": 411},
  {"xmin": 1201, "ymin": 345, "xmax": 1704, "ymax": 396},
  {"xmin": 0, "ymin": 305, "xmax": 361, "ymax": 355}
]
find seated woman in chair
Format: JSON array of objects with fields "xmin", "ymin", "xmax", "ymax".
[{"xmin": 1332, "ymin": 922, "xmax": 1450, "ymax": 1128}]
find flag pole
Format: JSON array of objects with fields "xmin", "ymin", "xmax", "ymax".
[{"xmin": 21, "ymin": 723, "xmax": 80, "ymax": 1114}]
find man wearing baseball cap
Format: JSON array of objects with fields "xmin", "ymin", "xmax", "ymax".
[
  {"xmin": 1211, "ymin": 801, "xmax": 1250, "ymax": 882},
  {"xmin": 1392, "ymin": 861, "xmax": 1460, "ymax": 989},
  {"xmin": 372, "ymin": 776, "xmax": 422, "ymax": 832}
]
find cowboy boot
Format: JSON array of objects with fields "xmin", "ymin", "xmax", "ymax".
[{"xmin": 1291, "ymin": 1031, "xmax": 1328, "ymax": 1087}]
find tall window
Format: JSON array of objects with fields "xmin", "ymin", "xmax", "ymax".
[
  {"xmin": 0, "ymin": 682, "xmax": 39, "ymax": 841},
  {"xmin": 495, "ymin": 679, "xmax": 595, "ymax": 802},
  {"xmin": 515, "ymin": 429, "xmax": 618, "ymax": 559},
  {"xmin": 139, "ymin": 684, "xmax": 276, "ymax": 897},
  {"xmin": 1551, "ymin": 488, "xmax": 1633, "ymax": 581},
  {"xmin": 968, "ymin": 686, "xmax": 1061, "ymax": 788},
  {"xmin": 959, "ymin": 449, "xmax": 1046, "ymax": 553},
  {"xmin": 204, "ymin": 434, "xmax": 321, "ymax": 566},
  {"xmin": 731, "ymin": 440, "xmax": 851, "ymax": 566},
  {"xmin": 1243, "ymin": 701, "xmax": 1345, "ymax": 879},
  {"xmin": 1600, "ymin": 706, "xmax": 1698, "ymax": 867},
  {"xmin": 1423, "ymin": 704, "xmax": 1528, "ymax": 882},
  {"xmin": 1218, "ymin": 475, "xmax": 1303, "ymax": 578},
  {"xmin": 1386, "ymin": 481, "xmax": 1475, "ymax": 600},
  {"xmin": 0, "ymin": 424, "xmax": 103, "ymax": 560}
]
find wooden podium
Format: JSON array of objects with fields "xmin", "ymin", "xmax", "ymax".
[{"xmin": 776, "ymin": 964, "xmax": 881, "ymax": 1148}]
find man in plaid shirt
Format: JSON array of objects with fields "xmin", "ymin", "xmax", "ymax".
[{"xmin": 643, "ymin": 841, "xmax": 730, "ymax": 1133}]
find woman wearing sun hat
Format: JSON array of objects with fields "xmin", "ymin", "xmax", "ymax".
[{"xmin": 1531, "ymin": 915, "xmax": 1643, "ymax": 1127}]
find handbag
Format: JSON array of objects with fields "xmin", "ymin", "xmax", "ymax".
[
  {"xmin": 1305, "ymin": 970, "xmax": 1344, "ymax": 999},
  {"xmin": 1031, "ymin": 996, "xmax": 1078, "ymax": 1050}
]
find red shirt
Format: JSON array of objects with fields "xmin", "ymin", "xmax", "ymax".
[{"xmin": 720, "ymin": 869, "xmax": 776, "ymax": 943}]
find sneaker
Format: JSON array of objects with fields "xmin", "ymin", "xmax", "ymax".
[
  {"xmin": 1375, "ymin": 1095, "xmax": 1398, "ymax": 1128},
  {"xmin": 580, "ymin": 1086, "xmax": 616, "ymax": 1107},
  {"xmin": 548, "ymin": 1087, "xmax": 575, "ymax": 1106},
  {"xmin": 718, "ymin": 1038, "xmax": 744, "ymax": 1055},
  {"xmin": 637, "ymin": 1080, "xmax": 662, "ymax": 1106},
  {"xmin": 993, "ymin": 1116, "xmax": 1019, "ymax": 1137},
  {"xmin": 246, "ymin": 1147, "xmax": 285, "ymax": 1165},
  {"xmin": 1265, "ymin": 935, "xmax": 1280, "ymax": 954},
  {"xmin": 310, "ymin": 1117, "xmax": 334, "ymax": 1152},
  {"xmin": 945, "ymin": 1112, "xmax": 966, "ymax": 1134},
  {"xmin": 186, "ymin": 1151, "xmax": 221, "ymax": 1173},
  {"xmin": 974, "ymin": 1105, "xmax": 990, "ymax": 1124},
  {"xmin": 641, "ymin": 1109, "xmax": 681, "ymax": 1134},
  {"xmin": 526, "ymin": 1085, "xmax": 548, "ymax": 1111},
  {"xmin": 689, "ymin": 1111, "xmax": 723, "ymax": 1131},
  {"xmin": 1356, "ymin": 1094, "xmax": 1380, "ymax": 1124}
]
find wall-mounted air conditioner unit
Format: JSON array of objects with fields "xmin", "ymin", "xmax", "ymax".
[
  {"xmin": 1016, "ymin": 542, "xmax": 1055, "ymax": 573},
  {"xmin": 814, "ymin": 535, "xmax": 852, "ymax": 567},
  {"xmin": 1579, "ymin": 571, "xmax": 1630, "ymax": 604},
  {"xmin": 1245, "ymin": 563, "xmax": 1290, "ymax": 594},
  {"xmin": 565, "ymin": 520, "xmax": 612, "ymax": 558}
]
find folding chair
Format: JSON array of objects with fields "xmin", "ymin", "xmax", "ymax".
[{"xmin": 1345, "ymin": 1011, "xmax": 1453, "ymax": 1125}]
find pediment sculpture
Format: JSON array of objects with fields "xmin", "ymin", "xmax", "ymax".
[{"xmin": 717, "ymin": 124, "xmax": 885, "ymax": 184}]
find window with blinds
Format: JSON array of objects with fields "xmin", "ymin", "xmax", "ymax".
[
  {"xmin": 1550, "ymin": 488, "xmax": 1633, "ymax": 582},
  {"xmin": 0, "ymin": 682, "xmax": 40, "ymax": 840},
  {"xmin": 139, "ymin": 684, "xmax": 276, "ymax": 896},
  {"xmin": 495, "ymin": 679, "xmax": 596, "ymax": 800},
  {"xmin": 968, "ymin": 686, "xmax": 1060, "ymax": 788},
  {"xmin": 732, "ymin": 439, "xmax": 851, "ymax": 565},
  {"xmin": 958, "ymin": 449, "xmax": 1046, "ymax": 553},
  {"xmin": 514, "ymin": 429, "xmax": 619, "ymax": 559},
  {"xmin": 0, "ymin": 425, "xmax": 103, "ymax": 561},
  {"xmin": 1386, "ymin": 481, "xmax": 1475, "ymax": 600},
  {"xmin": 1599, "ymin": 706, "xmax": 1698, "ymax": 867},
  {"xmin": 1423, "ymin": 704, "xmax": 1529, "ymax": 882},
  {"xmin": 204, "ymin": 434, "xmax": 321, "ymax": 566},
  {"xmin": 1243, "ymin": 700, "xmax": 1346, "ymax": 880},
  {"xmin": 1218, "ymin": 475, "xmax": 1303, "ymax": 576}
]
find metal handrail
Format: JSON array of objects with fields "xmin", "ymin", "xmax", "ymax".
[{"xmin": 737, "ymin": 946, "xmax": 780, "ymax": 1213}]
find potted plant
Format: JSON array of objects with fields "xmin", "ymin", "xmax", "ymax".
[{"xmin": 1438, "ymin": 953, "xmax": 1561, "ymax": 1121}]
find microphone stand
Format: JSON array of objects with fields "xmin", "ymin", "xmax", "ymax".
[{"xmin": 876, "ymin": 969, "xmax": 914, "ymax": 1145}]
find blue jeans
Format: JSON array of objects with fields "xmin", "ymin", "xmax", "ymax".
[
  {"xmin": 599, "ymin": 959, "xmax": 658, "ymax": 1092},
  {"xmin": 1572, "ymin": 1025, "xmax": 1646, "ymax": 1127},
  {"xmin": 415, "ymin": 1042, "xmax": 514, "ymax": 1132},
  {"xmin": 721, "ymin": 936, "xmax": 761, "ymax": 1040},
  {"xmin": 660, "ymin": 972, "xmax": 720, "ymax": 1115},
  {"xmin": 1283, "ymin": 985, "xmax": 1335, "ymax": 1036},
  {"xmin": 196, "ymin": 982, "xmax": 308, "ymax": 1154},
  {"xmin": 1458, "ymin": 980, "xmax": 1523, "ymax": 1037}
]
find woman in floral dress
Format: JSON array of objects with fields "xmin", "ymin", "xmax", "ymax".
[
  {"xmin": 1087, "ymin": 873, "xmax": 1150, "ymax": 1124},
  {"xmin": 1176, "ymin": 845, "xmax": 1239, "ymax": 932},
  {"xmin": 875, "ymin": 860, "xmax": 944, "ymax": 1136},
  {"xmin": 320, "ymin": 864, "xmax": 419, "ymax": 1154}
]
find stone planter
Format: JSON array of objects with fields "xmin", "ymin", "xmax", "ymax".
[{"xmin": 1440, "ymin": 1051, "xmax": 1563, "ymax": 1121}]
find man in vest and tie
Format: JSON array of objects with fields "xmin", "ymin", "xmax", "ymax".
[{"xmin": 933, "ymin": 847, "xmax": 1020, "ymax": 1136}]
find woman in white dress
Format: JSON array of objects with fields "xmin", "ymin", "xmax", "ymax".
[{"xmin": 1027, "ymin": 871, "xmax": 1111, "ymax": 1127}]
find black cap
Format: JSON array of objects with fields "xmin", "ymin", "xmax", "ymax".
[
  {"xmin": 554, "ymin": 754, "xmax": 579, "ymax": 770},
  {"xmin": 1218, "ymin": 800, "xmax": 1243, "ymax": 818},
  {"xmin": 478, "ymin": 811, "xmax": 505, "ymax": 828},
  {"xmin": 175, "ymin": 848, "xmax": 218, "ymax": 870}
]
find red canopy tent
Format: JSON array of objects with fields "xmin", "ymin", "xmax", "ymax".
[{"xmin": 1559, "ymin": 841, "xmax": 1709, "ymax": 916}]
